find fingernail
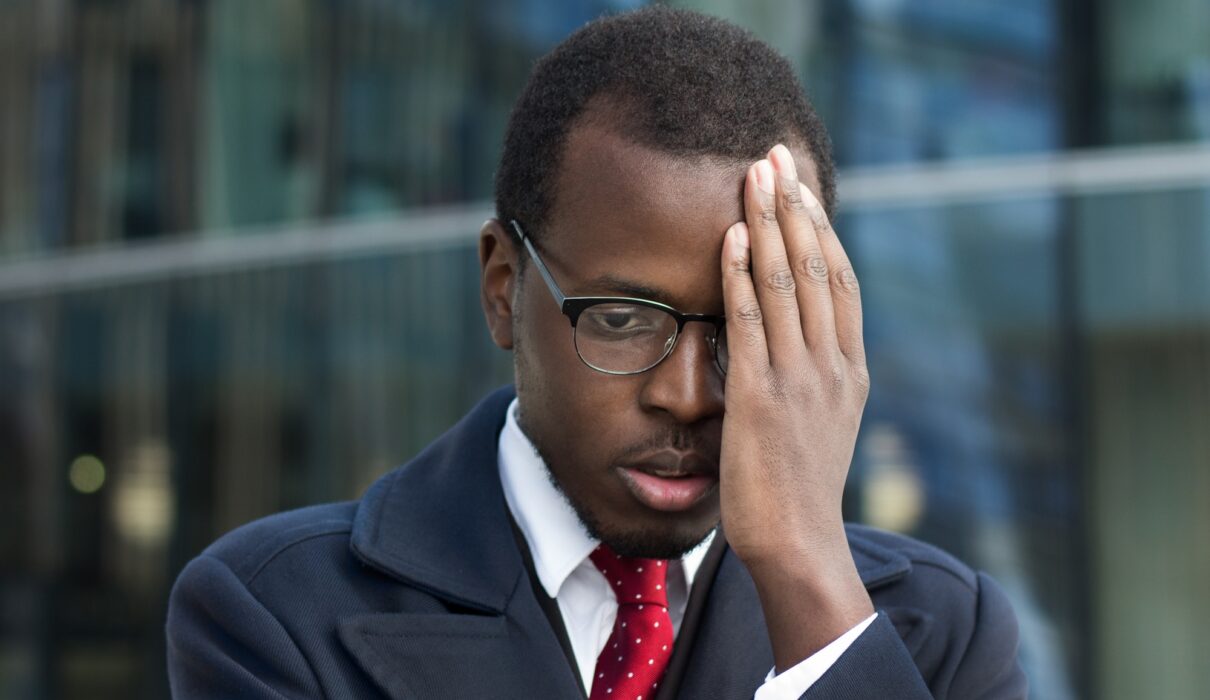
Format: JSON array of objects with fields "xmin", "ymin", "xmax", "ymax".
[
  {"xmin": 732, "ymin": 222, "xmax": 749, "ymax": 249},
  {"xmin": 771, "ymin": 144, "xmax": 796, "ymax": 180},
  {"xmin": 755, "ymin": 160, "xmax": 775, "ymax": 196}
]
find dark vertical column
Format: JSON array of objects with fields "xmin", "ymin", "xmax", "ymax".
[
  {"xmin": 818, "ymin": 0, "xmax": 858, "ymax": 168},
  {"xmin": 35, "ymin": 4, "xmax": 76, "ymax": 251},
  {"xmin": 1055, "ymin": 1, "xmax": 1102, "ymax": 697},
  {"xmin": 316, "ymin": 0, "xmax": 345, "ymax": 218},
  {"xmin": 1058, "ymin": 0, "xmax": 1104, "ymax": 149},
  {"xmin": 163, "ymin": 2, "xmax": 202, "ymax": 236}
]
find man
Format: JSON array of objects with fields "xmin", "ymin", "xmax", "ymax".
[{"xmin": 167, "ymin": 7, "xmax": 1026, "ymax": 699}]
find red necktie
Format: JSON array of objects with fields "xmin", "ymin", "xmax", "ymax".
[{"xmin": 588, "ymin": 544, "xmax": 674, "ymax": 700}]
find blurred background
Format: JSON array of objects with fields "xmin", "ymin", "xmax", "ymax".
[{"xmin": 0, "ymin": 0, "xmax": 1207, "ymax": 698}]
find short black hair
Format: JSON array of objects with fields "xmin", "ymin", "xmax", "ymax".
[{"xmin": 494, "ymin": 6, "xmax": 836, "ymax": 242}]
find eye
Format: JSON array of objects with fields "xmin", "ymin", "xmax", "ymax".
[
  {"xmin": 581, "ymin": 305, "xmax": 665, "ymax": 336},
  {"xmin": 586, "ymin": 307, "xmax": 645, "ymax": 331},
  {"xmin": 600, "ymin": 311, "xmax": 639, "ymax": 329}
]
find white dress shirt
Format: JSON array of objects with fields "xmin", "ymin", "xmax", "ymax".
[{"xmin": 497, "ymin": 398, "xmax": 875, "ymax": 698}]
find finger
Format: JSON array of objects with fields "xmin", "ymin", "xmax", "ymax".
[
  {"xmin": 797, "ymin": 180, "xmax": 866, "ymax": 367},
  {"xmin": 744, "ymin": 159, "xmax": 806, "ymax": 367},
  {"xmin": 767, "ymin": 144, "xmax": 838, "ymax": 356},
  {"xmin": 719, "ymin": 221, "xmax": 769, "ymax": 369}
]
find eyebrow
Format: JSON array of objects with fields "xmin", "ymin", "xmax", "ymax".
[{"xmin": 581, "ymin": 274, "xmax": 672, "ymax": 302}]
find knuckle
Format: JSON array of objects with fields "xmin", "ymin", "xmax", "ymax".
[
  {"xmin": 825, "ymin": 365, "xmax": 848, "ymax": 396},
  {"xmin": 810, "ymin": 357, "xmax": 848, "ymax": 396},
  {"xmin": 808, "ymin": 204, "xmax": 831, "ymax": 232},
  {"xmin": 733, "ymin": 302, "xmax": 764, "ymax": 324},
  {"xmin": 852, "ymin": 366, "xmax": 872, "ymax": 396},
  {"xmin": 797, "ymin": 255, "xmax": 829, "ymax": 285},
  {"xmin": 761, "ymin": 268, "xmax": 797, "ymax": 296},
  {"xmin": 727, "ymin": 253, "xmax": 752, "ymax": 276},
  {"xmin": 780, "ymin": 181, "xmax": 805, "ymax": 211},
  {"xmin": 762, "ymin": 371, "xmax": 792, "ymax": 404},
  {"xmin": 757, "ymin": 204, "xmax": 780, "ymax": 226},
  {"xmin": 833, "ymin": 266, "xmax": 859, "ymax": 292}
]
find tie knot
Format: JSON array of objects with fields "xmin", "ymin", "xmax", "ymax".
[{"xmin": 589, "ymin": 544, "xmax": 670, "ymax": 607}]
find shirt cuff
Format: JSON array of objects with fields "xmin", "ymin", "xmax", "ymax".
[{"xmin": 753, "ymin": 613, "xmax": 878, "ymax": 700}]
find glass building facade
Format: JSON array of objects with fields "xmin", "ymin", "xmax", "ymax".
[{"xmin": 1, "ymin": 1, "xmax": 1207, "ymax": 698}]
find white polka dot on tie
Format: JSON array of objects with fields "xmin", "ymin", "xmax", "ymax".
[
  {"xmin": 599, "ymin": 673, "xmax": 604, "ymax": 678},
  {"xmin": 638, "ymin": 605, "xmax": 644, "ymax": 610},
  {"xmin": 656, "ymin": 584, "xmax": 661, "ymax": 590},
  {"xmin": 654, "ymin": 622, "xmax": 659, "ymax": 627},
  {"xmin": 636, "ymin": 638, "xmax": 642, "ymax": 643},
  {"xmin": 656, "ymin": 562, "xmax": 662, "ymax": 566},
  {"xmin": 649, "ymin": 659, "xmax": 654, "ymax": 665},
  {"xmin": 617, "ymin": 580, "xmax": 622, "ymax": 586},
  {"xmin": 617, "ymin": 656, "xmax": 622, "ymax": 661},
  {"xmin": 628, "ymin": 672, "xmax": 634, "ymax": 678},
  {"xmin": 637, "ymin": 566, "xmax": 643, "ymax": 572},
  {"xmin": 622, "ymin": 622, "xmax": 627, "ymax": 627},
  {"xmin": 607, "ymin": 689, "xmax": 612, "ymax": 694},
  {"xmin": 662, "ymin": 645, "xmax": 667, "ymax": 650}
]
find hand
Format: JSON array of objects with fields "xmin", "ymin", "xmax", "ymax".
[{"xmin": 719, "ymin": 144, "xmax": 874, "ymax": 669}]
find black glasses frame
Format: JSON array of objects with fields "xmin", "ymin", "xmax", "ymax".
[{"xmin": 509, "ymin": 220, "xmax": 727, "ymax": 376}]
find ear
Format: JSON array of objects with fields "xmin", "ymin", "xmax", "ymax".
[{"xmin": 479, "ymin": 218, "xmax": 519, "ymax": 350}]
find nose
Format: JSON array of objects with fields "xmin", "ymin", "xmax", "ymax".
[{"xmin": 637, "ymin": 322, "xmax": 725, "ymax": 425}]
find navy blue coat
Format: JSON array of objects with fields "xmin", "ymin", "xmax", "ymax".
[{"xmin": 166, "ymin": 386, "xmax": 1027, "ymax": 698}]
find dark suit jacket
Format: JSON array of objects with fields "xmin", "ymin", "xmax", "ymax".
[{"xmin": 166, "ymin": 386, "xmax": 1027, "ymax": 699}]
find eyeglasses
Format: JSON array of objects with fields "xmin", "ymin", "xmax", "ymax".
[{"xmin": 510, "ymin": 220, "xmax": 728, "ymax": 376}]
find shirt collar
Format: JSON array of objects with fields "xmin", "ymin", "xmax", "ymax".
[{"xmin": 497, "ymin": 398, "xmax": 714, "ymax": 599}]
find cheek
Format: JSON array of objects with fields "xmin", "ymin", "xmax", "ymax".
[{"xmin": 514, "ymin": 305, "xmax": 640, "ymax": 457}]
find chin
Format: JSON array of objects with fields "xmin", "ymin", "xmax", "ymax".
[{"xmin": 581, "ymin": 507, "xmax": 719, "ymax": 560}]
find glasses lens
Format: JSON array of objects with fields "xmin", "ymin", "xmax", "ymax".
[
  {"xmin": 574, "ymin": 303, "xmax": 679, "ymax": 373},
  {"xmin": 714, "ymin": 324, "xmax": 728, "ymax": 374}
]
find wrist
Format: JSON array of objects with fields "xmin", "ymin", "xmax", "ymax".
[
  {"xmin": 740, "ymin": 531, "xmax": 875, "ymax": 673},
  {"xmin": 733, "ymin": 515, "xmax": 850, "ymax": 574}
]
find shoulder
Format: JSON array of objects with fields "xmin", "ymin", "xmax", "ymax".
[
  {"xmin": 845, "ymin": 522, "xmax": 979, "ymax": 595},
  {"xmin": 843, "ymin": 523, "xmax": 1024, "ymax": 694},
  {"xmin": 167, "ymin": 501, "xmax": 368, "ymax": 660},
  {"xmin": 192, "ymin": 501, "xmax": 358, "ymax": 586},
  {"xmin": 166, "ymin": 502, "xmax": 367, "ymax": 696},
  {"xmin": 842, "ymin": 523, "xmax": 1014, "ymax": 647}
]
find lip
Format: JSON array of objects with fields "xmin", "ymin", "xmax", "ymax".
[{"xmin": 617, "ymin": 450, "xmax": 719, "ymax": 512}]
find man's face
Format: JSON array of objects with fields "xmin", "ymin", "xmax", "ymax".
[{"xmin": 484, "ymin": 123, "xmax": 819, "ymax": 559}]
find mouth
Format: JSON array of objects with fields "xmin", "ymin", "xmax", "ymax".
[{"xmin": 616, "ymin": 450, "xmax": 719, "ymax": 512}]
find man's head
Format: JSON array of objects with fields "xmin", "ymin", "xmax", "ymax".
[
  {"xmin": 494, "ymin": 7, "xmax": 836, "ymax": 240},
  {"xmin": 480, "ymin": 7, "xmax": 835, "ymax": 558}
]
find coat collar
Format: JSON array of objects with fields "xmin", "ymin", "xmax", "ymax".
[{"xmin": 349, "ymin": 384, "xmax": 522, "ymax": 614}]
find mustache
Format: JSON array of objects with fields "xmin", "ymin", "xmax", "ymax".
[{"xmin": 609, "ymin": 428, "xmax": 721, "ymax": 463}]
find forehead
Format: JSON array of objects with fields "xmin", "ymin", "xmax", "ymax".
[
  {"xmin": 542, "ymin": 126, "xmax": 741, "ymax": 309},
  {"xmin": 550, "ymin": 123, "xmax": 748, "ymax": 246},
  {"xmin": 542, "ymin": 123, "xmax": 818, "ymax": 310}
]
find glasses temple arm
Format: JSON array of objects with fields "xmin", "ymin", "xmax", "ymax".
[{"xmin": 510, "ymin": 220, "xmax": 567, "ymax": 307}]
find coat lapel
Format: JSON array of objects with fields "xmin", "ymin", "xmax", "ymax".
[{"xmin": 337, "ymin": 386, "xmax": 583, "ymax": 699}]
